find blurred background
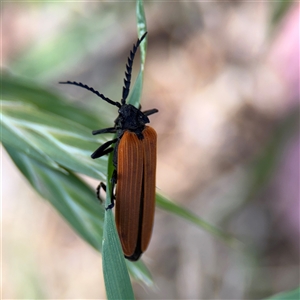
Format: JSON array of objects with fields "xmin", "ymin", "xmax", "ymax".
[{"xmin": 2, "ymin": 1, "xmax": 299, "ymax": 299}]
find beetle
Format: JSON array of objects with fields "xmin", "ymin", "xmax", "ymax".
[{"xmin": 60, "ymin": 32, "xmax": 158, "ymax": 261}]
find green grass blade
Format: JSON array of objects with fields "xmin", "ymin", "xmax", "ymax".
[
  {"xmin": 1, "ymin": 83, "xmax": 152, "ymax": 286},
  {"xmin": 264, "ymin": 287, "xmax": 300, "ymax": 300},
  {"xmin": 136, "ymin": 0, "xmax": 147, "ymax": 70},
  {"xmin": 271, "ymin": 0, "xmax": 294, "ymax": 27},
  {"xmin": 102, "ymin": 209, "xmax": 135, "ymax": 300},
  {"xmin": 127, "ymin": 260, "xmax": 153, "ymax": 287},
  {"xmin": 156, "ymin": 193, "xmax": 244, "ymax": 250},
  {"xmin": 1, "ymin": 73, "xmax": 104, "ymax": 129},
  {"xmin": 127, "ymin": 0, "xmax": 147, "ymax": 108},
  {"xmin": 128, "ymin": 70, "xmax": 144, "ymax": 109},
  {"xmin": 1, "ymin": 101, "xmax": 106, "ymax": 180},
  {"xmin": 4, "ymin": 145, "xmax": 104, "ymax": 251},
  {"xmin": 102, "ymin": 128, "xmax": 135, "ymax": 299},
  {"xmin": 101, "ymin": 1, "xmax": 149, "ymax": 298},
  {"xmin": 9, "ymin": 13, "xmax": 116, "ymax": 81}
]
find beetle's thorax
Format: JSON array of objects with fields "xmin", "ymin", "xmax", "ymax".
[{"xmin": 115, "ymin": 104, "xmax": 150, "ymax": 134}]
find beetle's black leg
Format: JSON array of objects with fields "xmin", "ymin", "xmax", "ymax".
[
  {"xmin": 92, "ymin": 127, "xmax": 116, "ymax": 135},
  {"xmin": 91, "ymin": 138, "xmax": 118, "ymax": 159},
  {"xmin": 143, "ymin": 108, "xmax": 159, "ymax": 116},
  {"xmin": 106, "ymin": 169, "xmax": 117, "ymax": 210},
  {"xmin": 97, "ymin": 181, "xmax": 116, "ymax": 203},
  {"xmin": 96, "ymin": 182, "xmax": 106, "ymax": 202},
  {"xmin": 101, "ymin": 147, "xmax": 114, "ymax": 156}
]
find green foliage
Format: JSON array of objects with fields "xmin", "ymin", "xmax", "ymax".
[
  {"xmin": 271, "ymin": 0, "xmax": 294, "ymax": 27},
  {"xmin": 5, "ymin": 145, "xmax": 104, "ymax": 251},
  {"xmin": 10, "ymin": 7, "xmax": 121, "ymax": 82},
  {"xmin": 101, "ymin": 1, "xmax": 148, "ymax": 298},
  {"xmin": 6, "ymin": 0, "xmax": 296, "ymax": 299},
  {"xmin": 265, "ymin": 287, "xmax": 300, "ymax": 300}
]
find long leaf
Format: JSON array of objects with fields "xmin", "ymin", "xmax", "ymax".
[
  {"xmin": 4, "ymin": 145, "xmax": 104, "ymax": 250},
  {"xmin": 156, "ymin": 194, "xmax": 243, "ymax": 250},
  {"xmin": 9, "ymin": 12, "xmax": 117, "ymax": 81},
  {"xmin": 101, "ymin": 0, "xmax": 149, "ymax": 299},
  {"xmin": 1, "ymin": 101, "xmax": 106, "ymax": 180},
  {"xmin": 127, "ymin": 0, "xmax": 147, "ymax": 108},
  {"xmin": 102, "ymin": 144, "xmax": 135, "ymax": 299},
  {"xmin": 1, "ymin": 74, "xmax": 105, "ymax": 129},
  {"xmin": 102, "ymin": 210, "xmax": 134, "ymax": 299},
  {"xmin": 265, "ymin": 287, "xmax": 300, "ymax": 300}
]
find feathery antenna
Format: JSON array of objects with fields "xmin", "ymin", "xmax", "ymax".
[
  {"xmin": 121, "ymin": 32, "xmax": 147, "ymax": 104},
  {"xmin": 59, "ymin": 81, "xmax": 121, "ymax": 108}
]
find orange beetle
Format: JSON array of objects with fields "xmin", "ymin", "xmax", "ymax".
[{"xmin": 60, "ymin": 32, "xmax": 158, "ymax": 261}]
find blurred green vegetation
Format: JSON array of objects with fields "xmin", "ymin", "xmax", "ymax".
[
  {"xmin": 1, "ymin": 1, "xmax": 239, "ymax": 298},
  {"xmin": 1, "ymin": 1, "xmax": 299, "ymax": 299}
]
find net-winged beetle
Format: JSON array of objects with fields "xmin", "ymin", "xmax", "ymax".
[{"xmin": 60, "ymin": 32, "xmax": 158, "ymax": 261}]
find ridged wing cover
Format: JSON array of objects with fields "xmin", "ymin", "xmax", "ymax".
[
  {"xmin": 141, "ymin": 126, "xmax": 157, "ymax": 252},
  {"xmin": 115, "ymin": 126, "xmax": 157, "ymax": 259}
]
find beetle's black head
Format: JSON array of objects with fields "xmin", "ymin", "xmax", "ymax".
[{"xmin": 115, "ymin": 104, "xmax": 149, "ymax": 132}]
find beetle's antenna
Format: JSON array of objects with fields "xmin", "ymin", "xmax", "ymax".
[
  {"xmin": 59, "ymin": 81, "xmax": 121, "ymax": 108},
  {"xmin": 121, "ymin": 32, "xmax": 147, "ymax": 105}
]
